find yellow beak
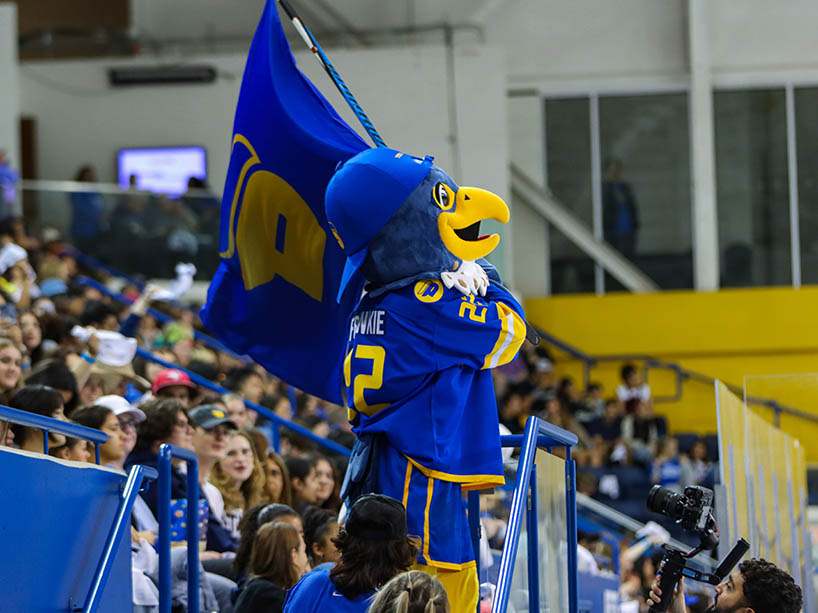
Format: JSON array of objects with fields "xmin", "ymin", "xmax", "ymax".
[{"xmin": 437, "ymin": 186, "xmax": 510, "ymax": 261}]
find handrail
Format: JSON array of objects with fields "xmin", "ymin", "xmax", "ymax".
[
  {"xmin": 83, "ymin": 464, "xmax": 158, "ymax": 613},
  {"xmin": 576, "ymin": 492, "xmax": 717, "ymax": 569},
  {"xmin": 0, "ymin": 404, "xmax": 109, "ymax": 464},
  {"xmin": 20, "ymin": 178, "xmax": 220, "ymax": 198},
  {"xmin": 534, "ymin": 326, "xmax": 818, "ymax": 427},
  {"xmin": 157, "ymin": 444, "xmax": 199, "ymax": 613},
  {"xmin": 74, "ymin": 275, "xmax": 248, "ymax": 362},
  {"xmin": 492, "ymin": 417, "xmax": 579, "ymax": 613},
  {"xmin": 136, "ymin": 348, "xmax": 351, "ymax": 457}
]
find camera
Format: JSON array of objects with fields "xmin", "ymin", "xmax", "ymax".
[
  {"xmin": 647, "ymin": 485, "xmax": 716, "ymax": 544},
  {"xmin": 646, "ymin": 485, "xmax": 749, "ymax": 613}
]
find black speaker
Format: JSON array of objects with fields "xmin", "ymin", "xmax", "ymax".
[{"xmin": 108, "ymin": 65, "xmax": 217, "ymax": 87}]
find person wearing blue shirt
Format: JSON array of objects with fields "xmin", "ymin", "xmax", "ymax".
[
  {"xmin": 283, "ymin": 494, "xmax": 418, "ymax": 613},
  {"xmin": 602, "ymin": 158, "xmax": 640, "ymax": 259}
]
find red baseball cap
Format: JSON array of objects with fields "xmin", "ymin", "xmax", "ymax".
[{"xmin": 152, "ymin": 368, "xmax": 196, "ymax": 395}]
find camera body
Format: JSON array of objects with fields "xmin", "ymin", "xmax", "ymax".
[{"xmin": 647, "ymin": 485, "xmax": 716, "ymax": 546}]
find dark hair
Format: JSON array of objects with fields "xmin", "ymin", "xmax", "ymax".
[
  {"xmin": 79, "ymin": 300, "xmax": 118, "ymax": 328},
  {"xmin": 329, "ymin": 528, "xmax": 419, "ymax": 599},
  {"xmin": 74, "ymin": 165, "xmax": 94, "ymax": 182},
  {"xmin": 285, "ymin": 455, "xmax": 316, "ymax": 483},
  {"xmin": 50, "ymin": 436, "xmax": 86, "ymax": 459},
  {"xmin": 620, "ymin": 364, "xmax": 637, "ymax": 382},
  {"xmin": 187, "ymin": 359, "xmax": 221, "ymax": 382},
  {"xmin": 223, "ymin": 367, "xmax": 261, "ymax": 393},
  {"xmin": 328, "ymin": 429, "xmax": 355, "ymax": 450},
  {"xmin": 9, "ymin": 384, "xmax": 64, "ymax": 441},
  {"xmin": 26, "ymin": 359, "xmax": 77, "ymax": 413},
  {"xmin": 134, "ymin": 398, "xmax": 188, "ymax": 451},
  {"xmin": 739, "ymin": 558, "xmax": 802, "ymax": 613},
  {"xmin": 233, "ymin": 503, "xmax": 300, "ymax": 578},
  {"xmin": 302, "ymin": 505, "xmax": 337, "ymax": 564},
  {"xmin": 71, "ymin": 404, "xmax": 114, "ymax": 430},
  {"xmin": 249, "ymin": 521, "xmax": 302, "ymax": 589},
  {"xmin": 503, "ymin": 381, "xmax": 533, "ymax": 404},
  {"xmin": 279, "ymin": 428, "xmax": 316, "ymax": 454},
  {"xmin": 40, "ymin": 314, "xmax": 80, "ymax": 345},
  {"xmin": 368, "ymin": 570, "xmax": 450, "ymax": 613}
]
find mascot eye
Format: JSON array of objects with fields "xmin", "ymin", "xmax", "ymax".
[{"xmin": 433, "ymin": 182, "xmax": 454, "ymax": 210}]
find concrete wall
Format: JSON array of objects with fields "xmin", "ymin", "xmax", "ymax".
[{"xmin": 19, "ymin": 43, "xmax": 512, "ymax": 275}]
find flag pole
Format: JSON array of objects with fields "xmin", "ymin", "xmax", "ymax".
[
  {"xmin": 279, "ymin": 0, "xmax": 387, "ymax": 148},
  {"xmin": 278, "ymin": 0, "xmax": 539, "ymax": 345}
]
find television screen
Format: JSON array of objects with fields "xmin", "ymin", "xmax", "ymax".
[{"xmin": 117, "ymin": 145, "xmax": 207, "ymax": 196}]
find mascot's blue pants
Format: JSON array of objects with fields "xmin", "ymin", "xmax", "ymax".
[{"xmin": 342, "ymin": 435, "xmax": 479, "ymax": 612}]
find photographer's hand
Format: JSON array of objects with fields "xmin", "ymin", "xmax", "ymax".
[{"xmin": 647, "ymin": 576, "xmax": 685, "ymax": 613}]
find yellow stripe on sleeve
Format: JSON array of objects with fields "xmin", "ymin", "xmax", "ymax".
[
  {"xmin": 482, "ymin": 302, "xmax": 525, "ymax": 369},
  {"xmin": 482, "ymin": 303, "xmax": 511, "ymax": 369},
  {"xmin": 496, "ymin": 305, "xmax": 526, "ymax": 366}
]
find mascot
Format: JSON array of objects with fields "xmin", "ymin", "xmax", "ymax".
[{"xmin": 326, "ymin": 147, "xmax": 527, "ymax": 611}]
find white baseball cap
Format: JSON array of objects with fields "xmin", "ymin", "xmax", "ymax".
[{"xmin": 95, "ymin": 394, "xmax": 146, "ymax": 422}]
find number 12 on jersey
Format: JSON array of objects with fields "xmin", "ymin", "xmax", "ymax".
[{"xmin": 344, "ymin": 344, "xmax": 389, "ymax": 420}]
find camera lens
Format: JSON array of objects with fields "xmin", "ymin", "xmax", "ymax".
[{"xmin": 646, "ymin": 485, "xmax": 686, "ymax": 520}]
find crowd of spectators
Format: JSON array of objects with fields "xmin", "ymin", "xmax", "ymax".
[
  {"xmin": 0, "ymin": 215, "xmax": 441, "ymax": 611},
  {"xmin": 0, "ymin": 203, "xmax": 719, "ymax": 612},
  {"xmin": 491, "ymin": 349, "xmax": 718, "ymax": 612}
]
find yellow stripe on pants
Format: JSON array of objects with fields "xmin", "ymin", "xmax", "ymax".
[{"xmin": 410, "ymin": 562, "xmax": 479, "ymax": 613}]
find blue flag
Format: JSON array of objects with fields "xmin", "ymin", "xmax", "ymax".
[{"xmin": 201, "ymin": 0, "xmax": 369, "ymax": 404}]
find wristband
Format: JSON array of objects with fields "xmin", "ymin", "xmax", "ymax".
[{"xmin": 80, "ymin": 352, "xmax": 96, "ymax": 364}]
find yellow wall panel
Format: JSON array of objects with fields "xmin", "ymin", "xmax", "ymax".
[{"xmin": 526, "ymin": 287, "xmax": 818, "ymax": 460}]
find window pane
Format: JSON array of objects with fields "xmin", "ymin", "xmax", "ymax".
[
  {"xmin": 796, "ymin": 87, "xmax": 818, "ymax": 285},
  {"xmin": 545, "ymin": 97, "xmax": 595, "ymax": 294},
  {"xmin": 715, "ymin": 89, "xmax": 790, "ymax": 287},
  {"xmin": 599, "ymin": 93, "xmax": 693, "ymax": 290}
]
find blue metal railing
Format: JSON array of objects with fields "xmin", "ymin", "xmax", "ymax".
[
  {"xmin": 82, "ymin": 464, "xmax": 158, "ymax": 613},
  {"xmin": 74, "ymin": 275, "xmax": 248, "ymax": 363},
  {"xmin": 136, "ymin": 348, "xmax": 351, "ymax": 457},
  {"xmin": 0, "ymin": 404, "xmax": 109, "ymax": 463},
  {"xmin": 157, "ymin": 444, "xmax": 199, "ymax": 613},
  {"xmin": 470, "ymin": 417, "xmax": 579, "ymax": 613}
]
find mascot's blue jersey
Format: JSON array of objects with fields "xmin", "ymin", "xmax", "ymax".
[{"xmin": 344, "ymin": 278, "xmax": 526, "ymax": 490}]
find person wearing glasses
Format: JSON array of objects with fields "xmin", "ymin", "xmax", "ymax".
[{"xmin": 124, "ymin": 398, "xmax": 195, "ymax": 519}]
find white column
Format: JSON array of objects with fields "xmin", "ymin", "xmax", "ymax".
[
  {"xmin": 0, "ymin": 3, "xmax": 20, "ymax": 170},
  {"xmin": 507, "ymin": 95, "xmax": 548, "ymax": 296},
  {"xmin": 785, "ymin": 83, "xmax": 801, "ymax": 288},
  {"xmin": 687, "ymin": 0, "xmax": 720, "ymax": 290}
]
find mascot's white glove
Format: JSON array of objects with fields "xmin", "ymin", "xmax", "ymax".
[{"xmin": 441, "ymin": 260, "xmax": 489, "ymax": 297}]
